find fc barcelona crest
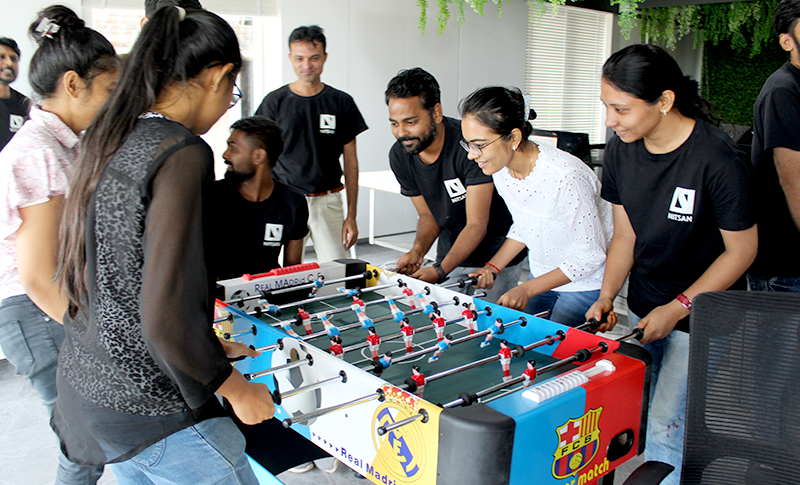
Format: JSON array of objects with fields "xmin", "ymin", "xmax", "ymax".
[{"xmin": 552, "ymin": 408, "xmax": 603, "ymax": 479}]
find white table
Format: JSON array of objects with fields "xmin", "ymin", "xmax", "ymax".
[{"xmin": 358, "ymin": 170, "xmax": 413, "ymax": 254}]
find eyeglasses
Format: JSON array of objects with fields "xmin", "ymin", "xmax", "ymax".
[
  {"xmin": 229, "ymin": 82, "xmax": 242, "ymax": 109},
  {"xmin": 459, "ymin": 135, "xmax": 503, "ymax": 156}
]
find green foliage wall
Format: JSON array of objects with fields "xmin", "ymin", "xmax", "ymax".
[{"xmin": 702, "ymin": 40, "xmax": 787, "ymax": 126}]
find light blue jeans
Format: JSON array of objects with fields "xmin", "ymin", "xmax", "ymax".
[
  {"xmin": 746, "ymin": 274, "xmax": 800, "ymax": 293},
  {"xmin": 109, "ymin": 417, "xmax": 258, "ymax": 485},
  {"xmin": 447, "ymin": 262, "xmax": 523, "ymax": 304},
  {"xmin": 523, "ymin": 286, "xmax": 600, "ymax": 327},
  {"xmin": 0, "ymin": 295, "xmax": 104, "ymax": 485},
  {"xmin": 628, "ymin": 311, "xmax": 689, "ymax": 485}
]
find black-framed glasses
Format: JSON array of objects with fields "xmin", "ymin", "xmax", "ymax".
[
  {"xmin": 459, "ymin": 135, "xmax": 503, "ymax": 156},
  {"xmin": 229, "ymin": 82, "xmax": 242, "ymax": 109}
]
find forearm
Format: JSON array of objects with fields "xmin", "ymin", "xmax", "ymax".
[
  {"xmin": 343, "ymin": 166, "xmax": 358, "ymax": 219},
  {"xmin": 598, "ymin": 234, "xmax": 635, "ymax": 302},
  {"xmin": 283, "ymin": 239, "xmax": 304, "ymax": 267},
  {"xmin": 521, "ymin": 267, "xmax": 571, "ymax": 298},
  {"xmin": 681, "ymin": 230, "xmax": 757, "ymax": 301},
  {"xmin": 410, "ymin": 214, "xmax": 440, "ymax": 258},
  {"xmin": 440, "ymin": 222, "xmax": 487, "ymax": 274},
  {"xmin": 487, "ymin": 238, "xmax": 527, "ymax": 270}
]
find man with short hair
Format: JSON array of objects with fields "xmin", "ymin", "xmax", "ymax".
[
  {"xmin": 749, "ymin": 0, "xmax": 800, "ymax": 292},
  {"xmin": 212, "ymin": 116, "xmax": 308, "ymax": 280},
  {"xmin": 0, "ymin": 38, "xmax": 29, "ymax": 151},
  {"xmin": 256, "ymin": 25, "xmax": 367, "ymax": 263},
  {"xmin": 385, "ymin": 68, "xmax": 525, "ymax": 301}
]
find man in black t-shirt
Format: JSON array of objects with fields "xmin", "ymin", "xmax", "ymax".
[
  {"xmin": 749, "ymin": 0, "xmax": 800, "ymax": 292},
  {"xmin": 0, "ymin": 38, "xmax": 30, "ymax": 151},
  {"xmin": 213, "ymin": 116, "xmax": 309, "ymax": 281},
  {"xmin": 384, "ymin": 68, "xmax": 525, "ymax": 302},
  {"xmin": 255, "ymin": 26, "xmax": 367, "ymax": 263}
]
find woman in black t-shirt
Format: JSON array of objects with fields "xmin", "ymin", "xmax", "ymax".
[{"xmin": 585, "ymin": 44, "xmax": 757, "ymax": 484}]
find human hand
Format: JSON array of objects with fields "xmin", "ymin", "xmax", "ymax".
[
  {"xmin": 219, "ymin": 338, "xmax": 261, "ymax": 360},
  {"xmin": 496, "ymin": 285, "xmax": 532, "ymax": 311},
  {"xmin": 411, "ymin": 266, "xmax": 440, "ymax": 283},
  {"xmin": 585, "ymin": 297, "xmax": 618, "ymax": 333},
  {"xmin": 636, "ymin": 300, "xmax": 687, "ymax": 344},
  {"xmin": 397, "ymin": 251, "xmax": 423, "ymax": 275},
  {"xmin": 229, "ymin": 382, "xmax": 276, "ymax": 425},
  {"xmin": 469, "ymin": 267, "xmax": 496, "ymax": 289},
  {"xmin": 342, "ymin": 217, "xmax": 358, "ymax": 250}
]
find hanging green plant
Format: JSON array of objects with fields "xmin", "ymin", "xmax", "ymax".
[
  {"xmin": 641, "ymin": 0, "xmax": 778, "ymax": 56},
  {"xmin": 416, "ymin": 0, "xmax": 644, "ymax": 38}
]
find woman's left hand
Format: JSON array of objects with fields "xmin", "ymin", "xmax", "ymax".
[
  {"xmin": 636, "ymin": 300, "xmax": 689, "ymax": 344},
  {"xmin": 496, "ymin": 285, "xmax": 532, "ymax": 311},
  {"xmin": 219, "ymin": 337, "xmax": 261, "ymax": 359}
]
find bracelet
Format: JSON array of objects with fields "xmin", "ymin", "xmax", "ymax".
[
  {"xmin": 432, "ymin": 262, "xmax": 447, "ymax": 283},
  {"xmin": 676, "ymin": 293, "xmax": 693, "ymax": 311},
  {"xmin": 485, "ymin": 262, "xmax": 501, "ymax": 274}
]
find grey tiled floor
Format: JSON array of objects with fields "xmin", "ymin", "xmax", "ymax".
[{"xmin": 0, "ymin": 239, "xmax": 641, "ymax": 485}]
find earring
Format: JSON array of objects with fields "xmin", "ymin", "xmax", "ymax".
[
  {"xmin": 661, "ymin": 109, "xmax": 667, "ymax": 116},
  {"xmin": 512, "ymin": 145, "xmax": 517, "ymax": 151}
]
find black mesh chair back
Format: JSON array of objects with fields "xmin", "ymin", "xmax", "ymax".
[{"xmin": 682, "ymin": 291, "xmax": 800, "ymax": 484}]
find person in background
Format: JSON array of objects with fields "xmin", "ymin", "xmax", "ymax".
[
  {"xmin": 256, "ymin": 25, "xmax": 366, "ymax": 263},
  {"xmin": 142, "ymin": 0, "xmax": 202, "ymax": 25},
  {"xmin": 748, "ymin": 0, "xmax": 800, "ymax": 292},
  {"xmin": 0, "ymin": 37, "xmax": 30, "ymax": 151},
  {"xmin": 586, "ymin": 44, "xmax": 757, "ymax": 484},
  {"xmin": 213, "ymin": 116, "xmax": 308, "ymax": 280},
  {"xmin": 462, "ymin": 86, "xmax": 612, "ymax": 325},
  {"xmin": 53, "ymin": 7, "xmax": 272, "ymax": 482},
  {"xmin": 385, "ymin": 68, "xmax": 526, "ymax": 301},
  {"xmin": 0, "ymin": 6, "xmax": 118, "ymax": 484}
]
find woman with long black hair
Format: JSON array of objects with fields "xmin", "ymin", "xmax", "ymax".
[
  {"xmin": 53, "ymin": 6, "xmax": 272, "ymax": 483},
  {"xmin": 586, "ymin": 44, "xmax": 757, "ymax": 483}
]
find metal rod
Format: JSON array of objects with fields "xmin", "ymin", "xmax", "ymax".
[
  {"xmin": 279, "ymin": 371, "xmax": 347, "ymax": 400},
  {"xmin": 283, "ymin": 389, "xmax": 385, "ymax": 427},
  {"xmin": 377, "ymin": 409, "xmax": 429, "ymax": 436},
  {"xmin": 243, "ymin": 356, "xmax": 311, "ymax": 381}
]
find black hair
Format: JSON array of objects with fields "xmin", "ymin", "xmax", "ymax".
[
  {"xmin": 602, "ymin": 44, "xmax": 715, "ymax": 124},
  {"xmin": 459, "ymin": 86, "xmax": 534, "ymax": 140},
  {"xmin": 59, "ymin": 7, "xmax": 241, "ymax": 316},
  {"xmin": 445, "ymin": 334, "xmax": 452, "ymax": 340},
  {"xmin": 385, "ymin": 67, "xmax": 441, "ymax": 111},
  {"xmin": 289, "ymin": 25, "xmax": 326, "ymax": 52},
  {"xmin": 412, "ymin": 365, "xmax": 420, "ymax": 372},
  {"xmin": 144, "ymin": 0, "xmax": 203, "ymax": 19},
  {"xmin": 0, "ymin": 38, "xmax": 20, "ymax": 57},
  {"xmin": 230, "ymin": 116, "xmax": 284, "ymax": 168},
  {"xmin": 500, "ymin": 339, "xmax": 508, "ymax": 345},
  {"xmin": 385, "ymin": 351, "xmax": 392, "ymax": 357},
  {"xmin": 368, "ymin": 326, "xmax": 376, "ymax": 333},
  {"xmin": 27, "ymin": 6, "xmax": 118, "ymax": 98},
  {"xmin": 527, "ymin": 359, "xmax": 535, "ymax": 366},
  {"xmin": 775, "ymin": 0, "xmax": 800, "ymax": 36}
]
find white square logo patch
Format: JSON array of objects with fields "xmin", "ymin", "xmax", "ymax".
[
  {"xmin": 263, "ymin": 223, "xmax": 283, "ymax": 247},
  {"xmin": 669, "ymin": 187, "xmax": 695, "ymax": 215},
  {"xmin": 320, "ymin": 114, "xmax": 336, "ymax": 134},
  {"xmin": 444, "ymin": 178, "xmax": 467, "ymax": 203},
  {"xmin": 9, "ymin": 114, "xmax": 24, "ymax": 132}
]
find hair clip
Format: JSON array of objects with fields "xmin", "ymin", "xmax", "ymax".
[
  {"xmin": 35, "ymin": 17, "xmax": 61, "ymax": 39},
  {"xmin": 523, "ymin": 93, "xmax": 537, "ymax": 121},
  {"xmin": 175, "ymin": 6, "xmax": 186, "ymax": 21}
]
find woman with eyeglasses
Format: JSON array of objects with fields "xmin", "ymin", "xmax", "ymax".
[
  {"xmin": 461, "ymin": 86, "xmax": 613, "ymax": 327},
  {"xmin": 586, "ymin": 44, "xmax": 757, "ymax": 483},
  {"xmin": 53, "ymin": 6, "xmax": 272, "ymax": 482}
]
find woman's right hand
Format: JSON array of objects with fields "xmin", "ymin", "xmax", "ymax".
[
  {"xmin": 585, "ymin": 297, "xmax": 617, "ymax": 333},
  {"xmin": 228, "ymin": 381, "xmax": 275, "ymax": 425},
  {"xmin": 469, "ymin": 267, "xmax": 496, "ymax": 289}
]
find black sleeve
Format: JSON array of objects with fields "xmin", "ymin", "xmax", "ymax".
[
  {"xmin": 389, "ymin": 145, "xmax": 422, "ymax": 197},
  {"xmin": 706, "ymin": 143, "xmax": 757, "ymax": 232},
  {"xmin": 140, "ymin": 140, "xmax": 231, "ymax": 410},
  {"xmin": 256, "ymin": 92, "xmax": 277, "ymax": 120},
  {"xmin": 601, "ymin": 137, "xmax": 622, "ymax": 205},
  {"xmin": 340, "ymin": 95, "xmax": 368, "ymax": 144},
  {"xmin": 760, "ymin": 85, "xmax": 800, "ymax": 153},
  {"xmin": 288, "ymin": 192, "xmax": 310, "ymax": 240}
]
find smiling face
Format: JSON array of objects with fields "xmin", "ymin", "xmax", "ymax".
[
  {"xmin": 460, "ymin": 115, "xmax": 513, "ymax": 175},
  {"xmin": 601, "ymin": 79, "xmax": 662, "ymax": 144},
  {"xmin": 0, "ymin": 45, "xmax": 19, "ymax": 86},
  {"xmin": 388, "ymin": 96, "xmax": 438, "ymax": 155},
  {"xmin": 289, "ymin": 40, "xmax": 326, "ymax": 85}
]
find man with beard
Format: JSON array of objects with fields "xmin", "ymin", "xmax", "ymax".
[
  {"xmin": 385, "ymin": 68, "xmax": 525, "ymax": 301},
  {"xmin": 0, "ymin": 38, "xmax": 29, "ymax": 151},
  {"xmin": 213, "ymin": 116, "xmax": 308, "ymax": 280}
]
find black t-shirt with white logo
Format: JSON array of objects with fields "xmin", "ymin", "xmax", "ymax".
[
  {"xmin": 602, "ymin": 119, "xmax": 755, "ymax": 331},
  {"xmin": 255, "ymin": 84, "xmax": 368, "ymax": 194},
  {"xmin": 750, "ymin": 62, "xmax": 800, "ymax": 277},
  {"xmin": 389, "ymin": 117, "xmax": 524, "ymax": 268},
  {"xmin": 212, "ymin": 175, "xmax": 309, "ymax": 280},
  {"xmin": 0, "ymin": 88, "xmax": 31, "ymax": 151}
]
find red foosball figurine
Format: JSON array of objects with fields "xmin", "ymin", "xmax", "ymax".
[
  {"xmin": 400, "ymin": 318, "xmax": 415, "ymax": 353},
  {"xmin": 411, "ymin": 365, "xmax": 425, "ymax": 398},
  {"xmin": 366, "ymin": 326, "xmax": 381, "ymax": 361},
  {"xmin": 498, "ymin": 339, "xmax": 512, "ymax": 382},
  {"xmin": 430, "ymin": 310, "xmax": 446, "ymax": 342},
  {"xmin": 329, "ymin": 335, "xmax": 344, "ymax": 359},
  {"xmin": 350, "ymin": 296, "xmax": 365, "ymax": 312},
  {"xmin": 522, "ymin": 359, "xmax": 537, "ymax": 387},
  {"xmin": 296, "ymin": 306, "xmax": 312, "ymax": 335},
  {"xmin": 461, "ymin": 302, "xmax": 476, "ymax": 334},
  {"xmin": 401, "ymin": 282, "xmax": 416, "ymax": 309}
]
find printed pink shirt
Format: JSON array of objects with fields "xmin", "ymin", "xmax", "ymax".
[{"xmin": 0, "ymin": 106, "xmax": 79, "ymax": 299}]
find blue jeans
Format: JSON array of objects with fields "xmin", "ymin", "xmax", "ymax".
[
  {"xmin": 628, "ymin": 311, "xmax": 688, "ymax": 485},
  {"xmin": 0, "ymin": 295, "xmax": 104, "ymax": 485},
  {"xmin": 523, "ymin": 286, "xmax": 600, "ymax": 327},
  {"xmin": 746, "ymin": 274, "xmax": 800, "ymax": 293},
  {"xmin": 448, "ymin": 262, "xmax": 523, "ymax": 304},
  {"xmin": 109, "ymin": 417, "xmax": 258, "ymax": 485}
]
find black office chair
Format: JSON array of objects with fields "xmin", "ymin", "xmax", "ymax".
[{"xmin": 624, "ymin": 291, "xmax": 800, "ymax": 484}]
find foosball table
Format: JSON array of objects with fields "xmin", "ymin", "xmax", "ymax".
[{"xmin": 214, "ymin": 259, "xmax": 651, "ymax": 485}]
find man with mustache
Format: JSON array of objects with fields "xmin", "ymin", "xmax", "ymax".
[
  {"xmin": 0, "ymin": 38, "xmax": 29, "ymax": 151},
  {"xmin": 385, "ymin": 68, "xmax": 525, "ymax": 301}
]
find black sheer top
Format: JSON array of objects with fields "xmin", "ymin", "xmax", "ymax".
[{"xmin": 52, "ymin": 115, "xmax": 231, "ymax": 466}]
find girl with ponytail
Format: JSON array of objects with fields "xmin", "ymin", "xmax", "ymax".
[
  {"xmin": 460, "ymin": 86, "xmax": 612, "ymax": 326},
  {"xmin": 0, "ymin": 5, "xmax": 117, "ymax": 483},
  {"xmin": 52, "ymin": 6, "xmax": 271, "ymax": 482},
  {"xmin": 586, "ymin": 44, "xmax": 757, "ymax": 483}
]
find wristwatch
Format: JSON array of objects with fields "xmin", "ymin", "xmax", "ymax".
[
  {"xmin": 432, "ymin": 262, "xmax": 447, "ymax": 284},
  {"xmin": 676, "ymin": 293, "xmax": 693, "ymax": 311}
]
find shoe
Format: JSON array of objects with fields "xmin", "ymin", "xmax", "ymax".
[
  {"xmin": 480, "ymin": 341, "xmax": 490, "ymax": 348},
  {"xmin": 289, "ymin": 462, "xmax": 314, "ymax": 473},
  {"xmin": 314, "ymin": 457, "xmax": 339, "ymax": 473},
  {"xmin": 503, "ymin": 376, "xmax": 512, "ymax": 382},
  {"xmin": 428, "ymin": 355, "xmax": 438, "ymax": 363}
]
